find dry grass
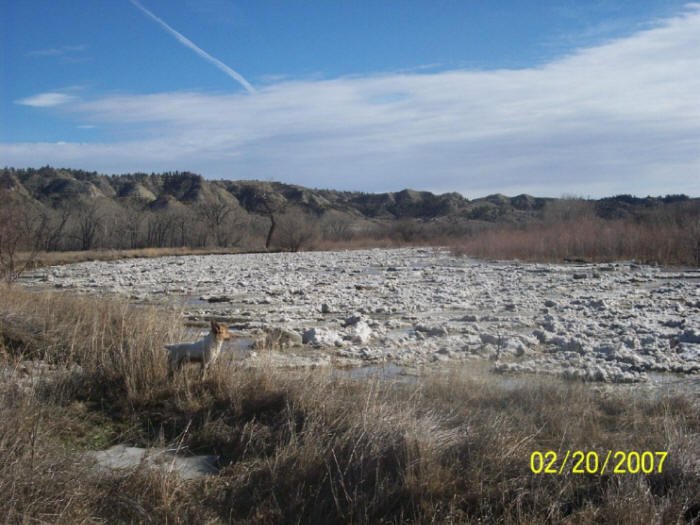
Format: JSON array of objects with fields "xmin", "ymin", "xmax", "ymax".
[
  {"xmin": 453, "ymin": 218, "xmax": 700, "ymax": 266},
  {"xmin": 0, "ymin": 287, "xmax": 699, "ymax": 523}
]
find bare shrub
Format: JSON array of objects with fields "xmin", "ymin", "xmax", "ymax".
[
  {"xmin": 455, "ymin": 216, "xmax": 700, "ymax": 266},
  {"xmin": 387, "ymin": 218, "xmax": 426, "ymax": 243},
  {"xmin": 273, "ymin": 209, "xmax": 320, "ymax": 252},
  {"xmin": 321, "ymin": 210, "xmax": 355, "ymax": 242}
]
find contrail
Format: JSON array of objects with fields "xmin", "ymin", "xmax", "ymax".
[{"xmin": 129, "ymin": 0, "xmax": 256, "ymax": 94}]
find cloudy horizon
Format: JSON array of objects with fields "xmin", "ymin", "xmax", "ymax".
[{"xmin": 3, "ymin": 2, "xmax": 699, "ymax": 199}]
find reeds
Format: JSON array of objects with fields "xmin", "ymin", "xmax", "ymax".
[{"xmin": 454, "ymin": 217, "xmax": 700, "ymax": 266}]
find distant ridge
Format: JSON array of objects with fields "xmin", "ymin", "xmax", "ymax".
[
  {"xmin": 1, "ymin": 166, "xmax": 695, "ymax": 252},
  {"xmin": 3, "ymin": 166, "xmax": 693, "ymax": 220}
]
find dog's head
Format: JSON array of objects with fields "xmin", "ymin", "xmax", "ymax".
[{"xmin": 210, "ymin": 320, "xmax": 232, "ymax": 341}]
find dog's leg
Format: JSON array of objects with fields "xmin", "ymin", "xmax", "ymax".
[
  {"xmin": 167, "ymin": 354, "xmax": 176, "ymax": 379},
  {"xmin": 168, "ymin": 353, "xmax": 186, "ymax": 379}
]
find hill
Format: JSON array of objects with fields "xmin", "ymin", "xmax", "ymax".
[{"xmin": 1, "ymin": 166, "xmax": 697, "ymax": 256}]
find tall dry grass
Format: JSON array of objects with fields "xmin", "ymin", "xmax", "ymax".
[
  {"xmin": 0, "ymin": 287, "xmax": 182, "ymax": 403},
  {"xmin": 0, "ymin": 287, "xmax": 699, "ymax": 523},
  {"xmin": 454, "ymin": 217, "xmax": 700, "ymax": 266}
]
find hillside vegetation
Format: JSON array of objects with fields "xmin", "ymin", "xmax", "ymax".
[{"xmin": 1, "ymin": 166, "xmax": 699, "ymax": 275}]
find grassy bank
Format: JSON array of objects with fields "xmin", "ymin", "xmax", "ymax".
[{"xmin": 1, "ymin": 287, "xmax": 699, "ymax": 523}]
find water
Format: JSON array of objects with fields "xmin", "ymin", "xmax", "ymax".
[
  {"xmin": 643, "ymin": 372, "xmax": 700, "ymax": 397},
  {"xmin": 228, "ymin": 336, "xmax": 255, "ymax": 359},
  {"xmin": 329, "ymin": 362, "xmax": 700, "ymax": 399}
]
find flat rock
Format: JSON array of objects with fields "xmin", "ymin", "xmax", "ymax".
[{"xmin": 89, "ymin": 445, "xmax": 219, "ymax": 480}]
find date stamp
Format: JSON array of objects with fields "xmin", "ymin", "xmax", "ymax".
[{"xmin": 529, "ymin": 450, "xmax": 667, "ymax": 475}]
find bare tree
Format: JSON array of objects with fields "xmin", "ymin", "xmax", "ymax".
[
  {"xmin": 196, "ymin": 196, "xmax": 249, "ymax": 247},
  {"xmin": 146, "ymin": 210, "xmax": 176, "ymax": 248},
  {"xmin": 0, "ymin": 201, "xmax": 28, "ymax": 282},
  {"xmin": 259, "ymin": 198, "xmax": 288, "ymax": 251},
  {"xmin": 70, "ymin": 201, "xmax": 103, "ymax": 250},
  {"xmin": 172, "ymin": 208, "xmax": 192, "ymax": 247},
  {"xmin": 274, "ymin": 209, "xmax": 320, "ymax": 252},
  {"xmin": 121, "ymin": 203, "xmax": 145, "ymax": 249},
  {"xmin": 265, "ymin": 209, "xmax": 277, "ymax": 250},
  {"xmin": 0, "ymin": 193, "xmax": 45, "ymax": 283},
  {"xmin": 41, "ymin": 206, "xmax": 71, "ymax": 251}
]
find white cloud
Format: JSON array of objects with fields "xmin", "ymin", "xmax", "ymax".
[
  {"xmin": 3, "ymin": 4, "xmax": 700, "ymax": 197},
  {"xmin": 26, "ymin": 45, "xmax": 89, "ymax": 64},
  {"xmin": 27, "ymin": 44, "xmax": 87, "ymax": 58},
  {"xmin": 15, "ymin": 92, "xmax": 77, "ymax": 108}
]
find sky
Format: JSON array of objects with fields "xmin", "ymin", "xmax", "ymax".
[{"xmin": 1, "ymin": 0, "xmax": 699, "ymax": 198}]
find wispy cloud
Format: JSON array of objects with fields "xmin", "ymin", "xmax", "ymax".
[
  {"xmin": 27, "ymin": 45, "xmax": 84, "ymax": 57},
  {"xmin": 3, "ymin": 4, "xmax": 700, "ymax": 197},
  {"xmin": 15, "ymin": 92, "xmax": 77, "ymax": 108},
  {"xmin": 27, "ymin": 44, "xmax": 89, "ymax": 63},
  {"xmin": 128, "ymin": 0, "xmax": 255, "ymax": 94}
]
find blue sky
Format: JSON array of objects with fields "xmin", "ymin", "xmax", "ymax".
[{"xmin": 1, "ymin": 1, "xmax": 699, "ymax": 197}]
